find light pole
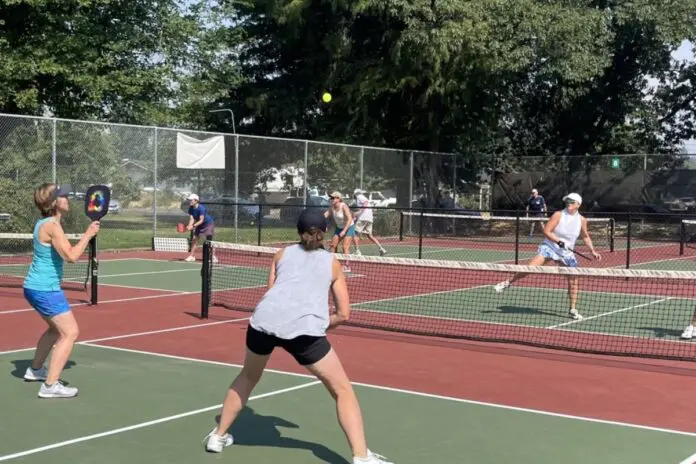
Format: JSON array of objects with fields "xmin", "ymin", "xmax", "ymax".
[{"xmin": 209, "ymin": 108, "xmax": 236, "ymax": 134}]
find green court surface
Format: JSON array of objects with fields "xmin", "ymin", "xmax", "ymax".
[
  {"xmin": 350, "ymin": 242, "xmax": 535, "ymax": 262},
  {"xmin": 1, "ymin": 344, "xmax": 696, "ymax": 464}
]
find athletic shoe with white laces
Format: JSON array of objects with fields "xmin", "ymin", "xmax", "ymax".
[
  {"xmin": 568, "ymin": 308, "xmax": 584, "ymax": 321},
  {"xmin": 204, "ymin": 428, "xmax": 234, "ymax": 453},
  {"xmin": 184, "ymin": 255, "xmax": 196, "ymax": 262},
  {"xmin": 494, "ymin": 280, "xmax": 510, "ymax": 293},
  {"xmin": 24, "ymin": 366, "xmax": 47, "ymax": 381},
  {"xmin": 681, "ymin": 325, "xmax": 695, "ymax": 339},
  {"xmin": 353, "ymin": 450, "xmax": 394, "ymax": 464},
  {"xmin": 38, "ymin": 380, "xmax": 78, "ymax": 398}
]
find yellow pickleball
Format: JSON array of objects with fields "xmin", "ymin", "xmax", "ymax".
[{"xmin": 322, "ymin": 92, "xmax": 332, "ymax": 103}]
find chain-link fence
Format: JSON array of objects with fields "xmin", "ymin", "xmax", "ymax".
[
  {"xmin": 0, "ymin": 112, "xmax": 477, "ymax": 250},
  {"xmin": 4, "ymin": 112, "xmax": 691, "ymax": 253}
]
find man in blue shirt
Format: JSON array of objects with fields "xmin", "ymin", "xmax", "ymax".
[
  {"xmin": 526, "ymin": 188, "xmax": 547, "ymax": 238},
  {"xmin": 185, "ymin": 193, "xmax": 216, "ymax": 262}
]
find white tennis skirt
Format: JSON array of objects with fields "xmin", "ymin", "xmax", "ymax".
[{"xmin": 537, "ymin": 242, "xmax": 579, "ymax": 268}]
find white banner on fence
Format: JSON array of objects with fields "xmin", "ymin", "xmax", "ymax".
[{"xmin": 176, "ymin": 133, "xmax": 225, "ymax": 169}]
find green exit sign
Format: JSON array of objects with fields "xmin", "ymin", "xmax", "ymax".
[{"xmin": 611, "ymin": 157, "xmax": 620, "ymax": 169}]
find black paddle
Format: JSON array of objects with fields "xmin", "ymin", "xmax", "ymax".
[
  {"xmin": 84, "ymin": 185, "xmax": 111, "ymax": 304},
  {"xmin": 557, "ymin": 241, "xmax": 596, "ymax": 261}
]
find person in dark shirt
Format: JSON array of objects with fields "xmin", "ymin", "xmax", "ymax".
[
  {"xmin": 526, "ymin": 188, "xmax": 547, "ymax": 238},
  {"xmin": 185, "ymin": 193, "xmax": 216, "ymax": 262}
]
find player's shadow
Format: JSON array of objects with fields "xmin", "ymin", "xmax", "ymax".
[
  {"xmin": 483, "ymin": 305, "xmax": 562, "ymax": 318},
  {"xmin": 636, "ymin": 327, "xmax": 684, "ymax": 339},
  {"xmin": 214, "ymin": 407, "xmax": 350, "ymax": 463},
  {"xmin": 10, "ymin": 359, "xmax": 76, "ymax": 380}
]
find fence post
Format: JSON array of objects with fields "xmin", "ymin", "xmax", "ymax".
[
  {"xmin": 399, "ymin": 211, "xmax": 405, "ymax": 241},
  {"xmin": 609, "ymin": 218, "xmax": 615, "ymax": 252},
  {"xmin": 680, "ymin": 215, "xmax": 686, "ymax": 256},
  {"xmin": 626, "ymin": 213, "xmax": 632, "ymax": 269},
  {"xmin": 52, "ymin": 119, "xmax": 57, "ymax": 183},
  {"xmin": 234, "ymin": 135, "xmax": 239, "ymax": 242},
  {"xmin": 303, "ymin": 141, "xmax": 309, "ymax": 206},
  {"xmin": 257, "ymin": 203, "xmax": 263, "ymax": 247},
  {"xmin": 408, "ymin": 152, "xmax": 414, "ymax": 234},
  {"xmin": 418, "ymin": 209, "xmax": 424, "ymax": 259},
  {"xmin": 359, "ymin": 146, "xmax": 364, "ymax": 190},
  {"xmin": 514, "ymin": 211, "xmax": 520, "ymax": 264},
  {"xmin": 153, "ymin": 127, "xmax": 158, "ymax": 238}
]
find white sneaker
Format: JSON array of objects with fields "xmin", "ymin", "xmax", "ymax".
[
  {"xmin": 184, "ymin": 255, "xmax": 196, "ymax": 262},
  {"xmin": 24, "ymin": 366, "xmax": 47, "ymax": 381},
  {"xmin": 212, "ymin": 256, "xmax": 219, "ymax": 264},
  {"xmin": 355, "ymin": 249, "xmax": 362, "ymax": 256},
  {"xmin": 569, "ymin": 309, "xmax": 583, "ymax": 321},
  {"xmin": 681, "ymin": 325, "xmax": 695, "ymax": 339},
  {"xmin": 38, "ymin": 381, "xmax": 78, "ymax": 398},
  {"xmin": 342, "ymin": 265, "xmax": 351, "ymax": 273},
  {"xmin": 379, "ymin": 248, "xmax": 387, "ymax": 256},
  {"xmin": 204, "ymin": 428, "xmax": 234, "ymax": 453},
  {"xmin": 494, "ymin": 281, "xmax": 510, "ymax": 293},
  {"xmin": 354, "ymin": 450, "xmax": 394, "ymax": 464}
]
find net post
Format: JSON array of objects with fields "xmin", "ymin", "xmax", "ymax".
[
  {"xmin": 89, "ymin": 236, "xmax": 98, "ymax": 305},
  {"xmin": 680, "ymin": 218, "xmax": 685, "ymax": 256},
  {"xmin": 399, "ymin": 211, "xmax": 405, "ymax": 241},
  {"xmin": 626, "ymin": 213, "xmax": 632, "ymax": 269},
  {"xmin": 257, "ymin": 203, "xmax": 263, "ymax": 248},
  {"xmin": 609, "ymin": 218, "xmax": 615, "ymax": 252},
  {"xmin": 514, "ymin": 212, "xmax": 520, "ymax": 264},
  {"xmin": 201, "ymin": 241, "xmax": 211, "ymax": 319},
  {"xmin": 418, "ymin": 210, "xmax": 424, "ymax": 259}
]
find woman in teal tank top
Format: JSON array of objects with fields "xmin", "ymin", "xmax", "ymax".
[{"xmin": 22, "ymin": 183, "xmax": 100, "ymax": 399}]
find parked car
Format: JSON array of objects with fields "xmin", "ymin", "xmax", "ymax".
[
  {"xmin": 109, "ymin": 199, "xmax": 120, "ymax": 214},
  {"xmin": 280, "ymin": 196, "xmax": 329, "ymax": 224}
]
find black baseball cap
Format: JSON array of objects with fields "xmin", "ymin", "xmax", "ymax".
[
  {"xmin": 51, "ymin": 184, "xmax": 72, "ymax": 200},
  {"xmin": 297, "ymin": 208, "xmax": 327, "ymax": 234}
]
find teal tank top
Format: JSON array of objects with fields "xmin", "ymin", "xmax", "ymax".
[{"xmin": 23, "ymin": 217, "xmax": 64, "ymax": 292}]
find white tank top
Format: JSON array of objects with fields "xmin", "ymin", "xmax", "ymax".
[
  {"xmin": 543, "ymin": 209, "xmax": 582, "ymax": 251},
  {"xmin": 331, "ymin": 203, "xmax": 346, "ymax": 228}
]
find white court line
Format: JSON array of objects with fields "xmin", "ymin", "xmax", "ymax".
[
  {"xmin": 98, "ymin": 283, "xmax": 191, "ymax": 293},
  {"xmin": 0, "ymin": 316, "xmax": 251, "ymax": 355},
  {"xmin": 547, "ymin": 297, "xmax": 675, "ymax": 329},
  {"xmin": 679, "ymin": 451, "xmax": 696, "ymax": 464},
  {"xmin": 81, "ymin": 343, "xmax": 696, "ymax": 439},
  {"xmin": 0, "ymin": 380, "xmax": 321, "ymax": 462}
]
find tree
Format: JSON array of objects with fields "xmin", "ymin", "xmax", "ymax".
[{"xmin": 0, "ymin": 0, "xmax": 201, "ymax": 123}]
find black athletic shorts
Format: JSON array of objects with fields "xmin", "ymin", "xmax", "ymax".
[{"xmin": 246, "ymin": 325, "xmax": 331, "ymax": 366}]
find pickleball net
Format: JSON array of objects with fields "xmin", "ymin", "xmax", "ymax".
[
  {"xmin": 201, "ymin": 241, "xmax": 696, "ymax": 362},
  {"xmin": 0, "ymin": 233, "xmax": 94, "ymax": 294}
]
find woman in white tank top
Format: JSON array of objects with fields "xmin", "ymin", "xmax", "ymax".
[
  {"xmin": 493, "ymin": 193, "xmax": 602, "ymax": 321},
  {"xmin": 324, "ymin": 191, "xmax": 356, "ymax": 271}
]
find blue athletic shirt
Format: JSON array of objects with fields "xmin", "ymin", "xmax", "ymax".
[
  {"xmin": 188, "ymin": 204, "xmax": 213, "ymax": 227},
  {"xmin": 527, "ymin": 195, "xmax": 546, "ymax": 212},
  {"xmin": 23, "ymin": 217, "xmax": 64, "ymax": 292}
]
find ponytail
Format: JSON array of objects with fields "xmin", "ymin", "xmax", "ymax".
[{"xmin": 299, "ymin": 228, "xmax": 325, "ymax": 251}]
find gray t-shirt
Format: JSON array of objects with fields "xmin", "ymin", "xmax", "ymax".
[{"xmin": 250, "ymin": 244, "xmax": 334, "ymax": 339}]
